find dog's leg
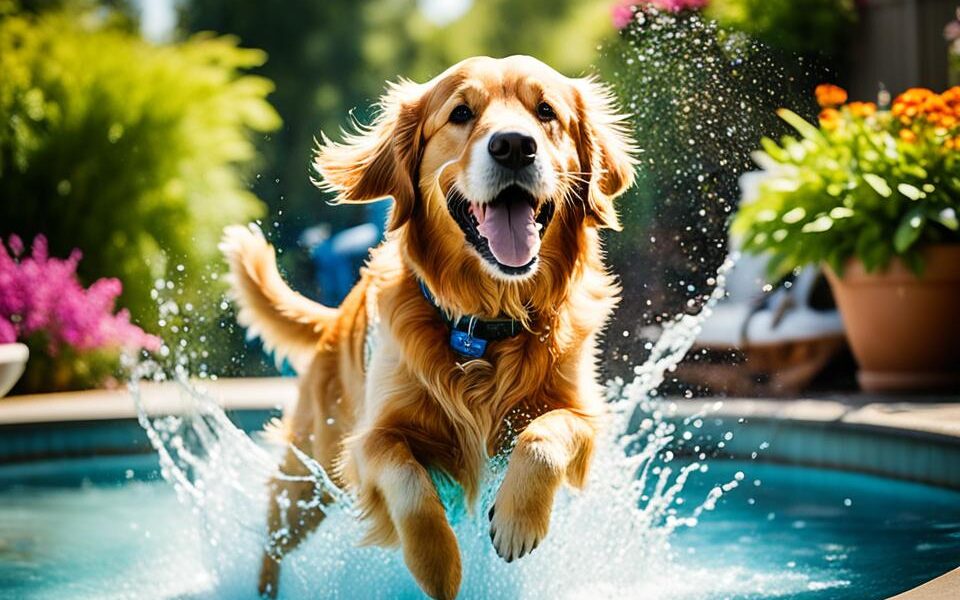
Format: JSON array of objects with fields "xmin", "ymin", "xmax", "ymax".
[
  {"xmin": 258, "ymin": 446, "xmax": 333, "ymax": 598},
  {"xmin": 258, "ymin": 352, "xmax": 351, "ymax": 598},
  {"xmin": 489, "ymin": 408, "xmax": 595, "ymax": 562},
  {"xmin": 356, "ymin": 430, "xmax": 462, "ymax": 600}
]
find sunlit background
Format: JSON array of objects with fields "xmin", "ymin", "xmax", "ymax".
[
  {"xmin": 3, "ymin": 1, "xmax": 960, "ymax": 599},
  {"xmin": 1, "ymin": 0, "xmax": 959, "ymax": 392}
]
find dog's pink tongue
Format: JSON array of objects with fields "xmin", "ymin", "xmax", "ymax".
[{"xmin": 477, "ymin": 200, "xmax": 540, "ymax": 267}]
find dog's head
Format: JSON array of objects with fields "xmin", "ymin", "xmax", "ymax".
[{"xmin": 314, "ymin": 55, "xmax": 635, "ymax": 290}]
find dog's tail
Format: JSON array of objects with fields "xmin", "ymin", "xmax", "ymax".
[{"xmin": 219, "ymin": 224, "xmax": 337, "ymax": 372}]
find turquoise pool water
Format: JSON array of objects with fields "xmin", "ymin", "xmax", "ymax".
[{"xmin": 1, "ymin": 454, "xmax": 958, "ymax": 600}]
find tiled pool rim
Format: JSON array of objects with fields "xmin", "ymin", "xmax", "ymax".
[
  {"xmin": 0, "ymin": 378, "xmax": 958, "ymax": 599},
  {"xmin": 7, "ymin": 380, "xmax": 958, "ymax": 487}
]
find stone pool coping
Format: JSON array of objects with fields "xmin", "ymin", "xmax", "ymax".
[
  {"xmin": 0, "ymin": 377, "xmax": 298, "ymax": 424},
  {"xmin": 2, "ymin": 380, "xmax": 957, "ymax": 433},
  {"xmin": 677, "ymin": 395, "xmax": 960, "ymax": 441},
  {"xmin": 1, "ymin": 379, "xmax": 958, "ymax": 599},
  {"xmin": 891, "ymin": 567, "xmax": 960, "ymax": 600},
  {"xmin": 1, "ymin": 379, "xmax": 958, "ymax": 479},
  {"xmin": 669, "ymin": 394, "xmax": 960, "ymax": 489},
  {"xmin": 0, "ymin": 378, "xmax": 297, "ymax": 463}
]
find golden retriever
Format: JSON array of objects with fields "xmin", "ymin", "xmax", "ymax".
[{"xmin": 220, "ymin": 55, "xmax": 636, "ymax": 600}]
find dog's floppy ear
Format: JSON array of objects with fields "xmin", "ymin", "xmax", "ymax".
[
  {"xmin": 313, "ymin": 80, "xmax": 425, "ymax": 231},
  {"xmin": 573, "ymin": 78, "xmax": 638, "ymax": 230}
]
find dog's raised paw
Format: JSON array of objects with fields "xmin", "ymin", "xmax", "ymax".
[{"xmin": 488, "ymin": 496, "xmax": 550, "ymax": 563}]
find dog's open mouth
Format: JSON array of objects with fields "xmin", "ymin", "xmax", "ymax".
[{"xmin": 448, "ymin": 186, "xmax": 555, "ymax": 276}]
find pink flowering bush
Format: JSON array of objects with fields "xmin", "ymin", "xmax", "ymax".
[
  {"xmin": 612, "ymin": 0, "xmax": 708, "ymax": 27},
  {"xmin": 0, "ymin": 234, "xmax": 159, "ymax": 393},
  {"xmin": 947, "ymin": 8, "xmax": 960, "ymax": 51},
  {"xmin": 948, "ymin": 8, "xmax": 960, "ymax": 84}
]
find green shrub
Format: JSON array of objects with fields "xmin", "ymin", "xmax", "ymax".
[
  {"xmin": 600, "ymin": 6, "xmax": 804, "ymax": 329},
  {"xmin": 706, "ymin": 0, "xmax": 856, "ymax": 56},
  {"xmin": 0, "ymin": 7, "xmax": 280, "ymax": 340}
]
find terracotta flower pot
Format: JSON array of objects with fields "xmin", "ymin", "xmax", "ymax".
[{"xmin": 824, "ymin": 244, "xmax": 960, "ymax": 392}]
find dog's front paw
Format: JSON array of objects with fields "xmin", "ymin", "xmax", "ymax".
[
  {"xmin": 399, "ymin": 508, "xmax": 462, "ymax": 600},
  {"xmin": 258, "ymin": 553, "xmax": 280, "ymax": 598},
  {"xmin": 488, "ymin": 484, "xmax": 552, "ymax": 562}
]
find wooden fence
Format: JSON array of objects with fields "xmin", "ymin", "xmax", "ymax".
[{"xmin": 846, "ymin": 0, "xmax": 958, "ymax": 99}]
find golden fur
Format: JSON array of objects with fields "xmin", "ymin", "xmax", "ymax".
[{"xmin": 220, "ymin": 55, "xmax": 636, "ymax": 600}]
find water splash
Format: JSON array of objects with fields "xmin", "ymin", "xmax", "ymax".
[
  {"xmin": 133, "ymin": 253, "xmax": 837, "ymax": 599},
  {"xmin": 601, "ymin": 6, "xmax": 825, "ymax": 384}
]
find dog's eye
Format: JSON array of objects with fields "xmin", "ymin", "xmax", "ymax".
[
  {"xmin": 449, "ymin": 104, "xmax": 474, "ymax": 124},
  {"xmin": 536, "ymin": 102, "xmax": 556, "ymax": 121}
]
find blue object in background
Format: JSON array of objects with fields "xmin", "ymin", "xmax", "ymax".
[
  {"xmin": 267, "ymin": 199, "xmax": 390, "ymax": 376},
  {"xmin": 308, "ymin": 199, "xmax": 390, "ymax": 306}
]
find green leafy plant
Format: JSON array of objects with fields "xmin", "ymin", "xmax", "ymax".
[
  {"xmin": 0, "ymin": 6, "xmax": 280, "ymax": 334},
  {"xmin": 733, "ymin": 85, "xmax": 960, "ymax": 277}
]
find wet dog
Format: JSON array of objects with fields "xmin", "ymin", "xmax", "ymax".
[{"xmin": 221, "ymin": 55, "xmax": 636, "ymax": 599}]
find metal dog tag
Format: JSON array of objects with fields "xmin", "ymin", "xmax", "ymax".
[{"xmin": 450, "ymin": 330, "xmax": 486, "ymax": 358}]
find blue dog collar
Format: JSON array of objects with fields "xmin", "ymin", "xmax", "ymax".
[{"xmin": 418, "ymin": 279, "xmax": 522, "ymax": 358}]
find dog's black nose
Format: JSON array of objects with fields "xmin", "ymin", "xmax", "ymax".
[{"xmin": 488, "ymin": 131, "xmax": 537, "ymax": 170}]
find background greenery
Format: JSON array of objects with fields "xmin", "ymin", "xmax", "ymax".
[
  {"xmin": 177, "ymin": 0, "xmax": 614, "ymax": 289},
  {"xmin": 0, "ymin": 0, "xmax": 866, "ymax": 386},
  {"xmin": 601, "ymin": 6, "xmax": 826, "ymax": 352},
  {"xmin": 706, "ymin": 0, "xmax": 856, "ymax": 56},
  {"xmin": 1, "ymin": 3, "xmax": 285, "ymax": 377}
]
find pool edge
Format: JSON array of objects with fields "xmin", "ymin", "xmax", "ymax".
[{"xmin": 889, "ymin": 566, "xmax": 960, "ymax": 600}]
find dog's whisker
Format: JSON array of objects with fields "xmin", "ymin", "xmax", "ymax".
[{"xmin": 558, "ymin": 173, "xmax": 591, "ymax": 186}]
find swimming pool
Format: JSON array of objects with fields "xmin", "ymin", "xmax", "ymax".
[{"xmin": 1, "ymin": 453, "xmax": 958, "ymax": 600}]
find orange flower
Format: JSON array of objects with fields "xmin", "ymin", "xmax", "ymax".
[
  {"xmin": 819, "ymin": 108, "xmax": 841, "ymax": 130},
  {"xmin": 921, "ymin": 94, "xmax": 948, "ymax": 114},
  {"xmin": 899, "ymin": 128, "xmax": 918, "ymax": 143},
  {"xmin": 845, "ymin": 101, "xmax": 876, "ymax": 118},
  {"xmin": 906, "ymin": 92, "xmax": 959, "ymax": 130},
  {"xmin": 815, "ymin": 84, "xmax": 847, "ymax": 108},
  {"xmin": 893, "ymin": 88, "xmax": 937, "ymax": 124},
  {"xmin": 936, "ymin": 87, "xmax": 960, "ymax": 131},
  {"xmin": 941, "ymin": 86, "xmax": 960, "ymax": 112},
  {"xmin": 894, "ymin": 87, "xmax": 936, "ymax": 105},
  {"xmin": 933, "ymin": 112, "xmax": 958, "ymax": 130}
]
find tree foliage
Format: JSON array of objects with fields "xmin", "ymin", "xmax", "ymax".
[
  {"xmin": 705, "ymin": 0, "xmax": 856, "ymax": 56},
  {"xmin": 0, "ymin": 6, "xmax": 280, "ymax": 332},
  {"xmin": 178, "ymin": 0, "xmax": 613, "ymax": 250}
]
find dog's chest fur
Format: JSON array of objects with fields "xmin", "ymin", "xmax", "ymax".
[
  {"xmin": 361, "ymin": 274, "xmax": 557, "ymax": 443},
  {"xmin": 340, "ymin": 239, "xmax": 617, "ymax": 501}
]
